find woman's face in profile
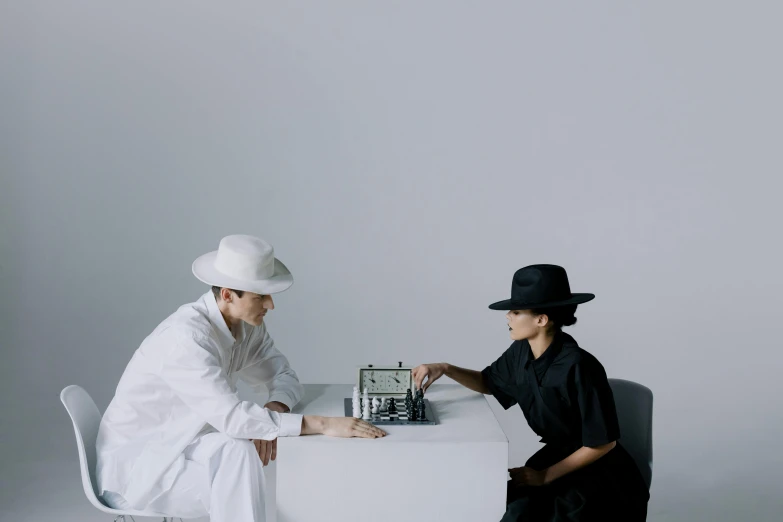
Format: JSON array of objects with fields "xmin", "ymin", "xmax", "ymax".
[{"xmin": 505, "ymin": 309, "xmax": 544, "ymax": 341}]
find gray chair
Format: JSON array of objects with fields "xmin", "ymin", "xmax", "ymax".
[
  {"xmin": 608, "ymin": 378, "xmax": 653, "ymax": 489},
  {"xmin": 60, "ymin": 385, "xmax": 185, "ymax": 522}
]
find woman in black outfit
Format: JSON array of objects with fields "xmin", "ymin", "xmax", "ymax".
[{"xmin": 412, "ymin": 264, "xmax": 650, "ymax": 521}]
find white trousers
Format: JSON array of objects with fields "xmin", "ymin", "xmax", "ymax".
[{"xmin": 103, "ymin": 431, "xmax": 267, "ymax": 522}]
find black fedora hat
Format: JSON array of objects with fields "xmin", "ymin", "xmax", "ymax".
[{"xmin": 488, "ymin": 264, "xmax": 595, "ymax": 310}]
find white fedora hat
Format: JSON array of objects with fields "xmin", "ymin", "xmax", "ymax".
[{"xmin": 192, "ymin": 235, "xmax": 293, "ymax": 295}]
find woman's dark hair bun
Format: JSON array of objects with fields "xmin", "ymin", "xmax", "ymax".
[
  {"xmin": 561, "ymin": 315, "xmax": 578, "ymax": 327},
  {"xmin": 532, "ymin": 304, "xmax": 578, "ymax": 330}
]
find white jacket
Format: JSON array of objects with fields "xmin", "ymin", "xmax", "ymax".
[{"xmin": 95, "ymin": 291, "xmax": 304, "ymax": 508}]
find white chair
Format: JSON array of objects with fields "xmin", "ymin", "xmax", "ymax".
[
  {"xmin": 60, "ymin": 385, "xmax": 186, "ymax": 522},
  {"xmin": 608, "ymin": 378, "xmax": 653, "ymax": 489}
]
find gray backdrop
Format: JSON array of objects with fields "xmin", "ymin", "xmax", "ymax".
[{"xmin": 2, "ymin": 2, "xmax": 782, "ymax": 521}]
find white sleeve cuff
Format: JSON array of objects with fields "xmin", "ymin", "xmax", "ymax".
[{"xmin": 278, "ymin": 413, "xmax": 303, "ymax": 437}]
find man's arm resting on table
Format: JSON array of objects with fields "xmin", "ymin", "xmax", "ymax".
[
  {"xmin": 301, "ymin": 416, "xmax": 326, "ymax": 435},
  {"xmin": 253, "ymin": 414, "xmax": 386, "ymax": 464},
  {"xmin": 300, "ymin": 416, "xmax": 386, "ymax": 438}
]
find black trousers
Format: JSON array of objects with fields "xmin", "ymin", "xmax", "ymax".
[{"xmin": 500, "ymin": 444, "xmax": 649, "ymax": 522}]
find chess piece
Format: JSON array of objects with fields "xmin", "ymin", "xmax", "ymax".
[
  {"xmin": 380, "ymin": 397, "xmax": 387, "ymax": 412},
  {"xmin": 362, "ymin": 395, "xmax": 372, "ymax": 420},
  {"xmin": 363, "ymin": 388, "xmax": 369, "ymax": 409},
  {"xmin": 388, "ymin": 397, "xmax": 397, "ymax": 414},
  {"xmin": 405, "ymin": 389, "xmax": 413, "ymax": 410},
  {"xmin": 417, "ymin": 398, "xmax": 426, "ymax": 421},
  {"xmin": 408, "ymin": 401, "xmax": 417, "ymax": 421},
  {"xmin": 352, "ymin": 386, "xmax": 361, "ymax": 418},
  {"xmin": 371, "ymin": 397, "xmax": 380, "ymax": 414}
]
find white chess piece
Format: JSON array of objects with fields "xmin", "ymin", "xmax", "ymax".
[
  {"xmin": 380, "ymin": 397, "xmax": 387, "ymax": 412},
  {"xmin": 359, "ymin": 388, "xmax": 370, "ymax": 419},
  {"xmin": 371, "ymin": 397, "xmax": 380, "ymax": 414},
  {"xmin": 352, "ymin": 386, "xmax": 361, "ymax": 418},
  {"xmin": 362, "ymin": 395, "xmax": 372, "ymax": 420}
]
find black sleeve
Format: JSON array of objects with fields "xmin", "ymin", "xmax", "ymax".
[
  {"xmin": 480, "ymin": 342, "xmax": 521, "ymax": 410},
  {"xmin": 574, "ymin": 357, "xmax": 621, "ymax": 447}
]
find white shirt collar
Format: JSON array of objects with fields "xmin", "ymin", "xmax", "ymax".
[{"xmin": 204, "ymin": 290, "xmax": 246, "ymax": 347}]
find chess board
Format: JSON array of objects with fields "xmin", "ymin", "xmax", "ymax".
[{"xmin": 343, "ymin": 398, "xmax": 438, "ymax": 425}]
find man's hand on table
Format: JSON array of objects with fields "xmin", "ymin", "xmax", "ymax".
[{"xmin": 301, "ymin": 416, "xmax": 387, "ymax": 439}]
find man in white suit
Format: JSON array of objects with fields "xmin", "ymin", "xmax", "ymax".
[{"xmin": 96, "ymin": 235, "xmax": 384, "ymax": 522}]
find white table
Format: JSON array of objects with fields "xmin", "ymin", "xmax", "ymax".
[{"xmin": 276, "ymin": 384, "xmax": 509, "ymax": 522}]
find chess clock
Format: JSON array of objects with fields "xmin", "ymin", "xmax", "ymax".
[{"xmin": 357, "ymin": 362, "xmax": 413, "ymax": 397}]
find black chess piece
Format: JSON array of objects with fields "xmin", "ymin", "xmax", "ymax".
[
  {"xmin": 405, "ymin": 389, "xmax": 413, "ymax": 408},
  {"xmin": 416, "ymin": 389, "xmax": 424, "ymax": 401},
  {"xmin": 417, "ymin": 398, "xmax": 426, "ymax": 421},
  {"xmin": 409, "ymin": 403, "xmax": 418, "ymax": 421},
  {"xmin": 388, "ymin": 397, "xmax": 397, "ymax": 414}
]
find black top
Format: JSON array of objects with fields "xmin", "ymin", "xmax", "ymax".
[{"xmin": 481, "ymin": 331, "xmax": 620, "ymax": 452}]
